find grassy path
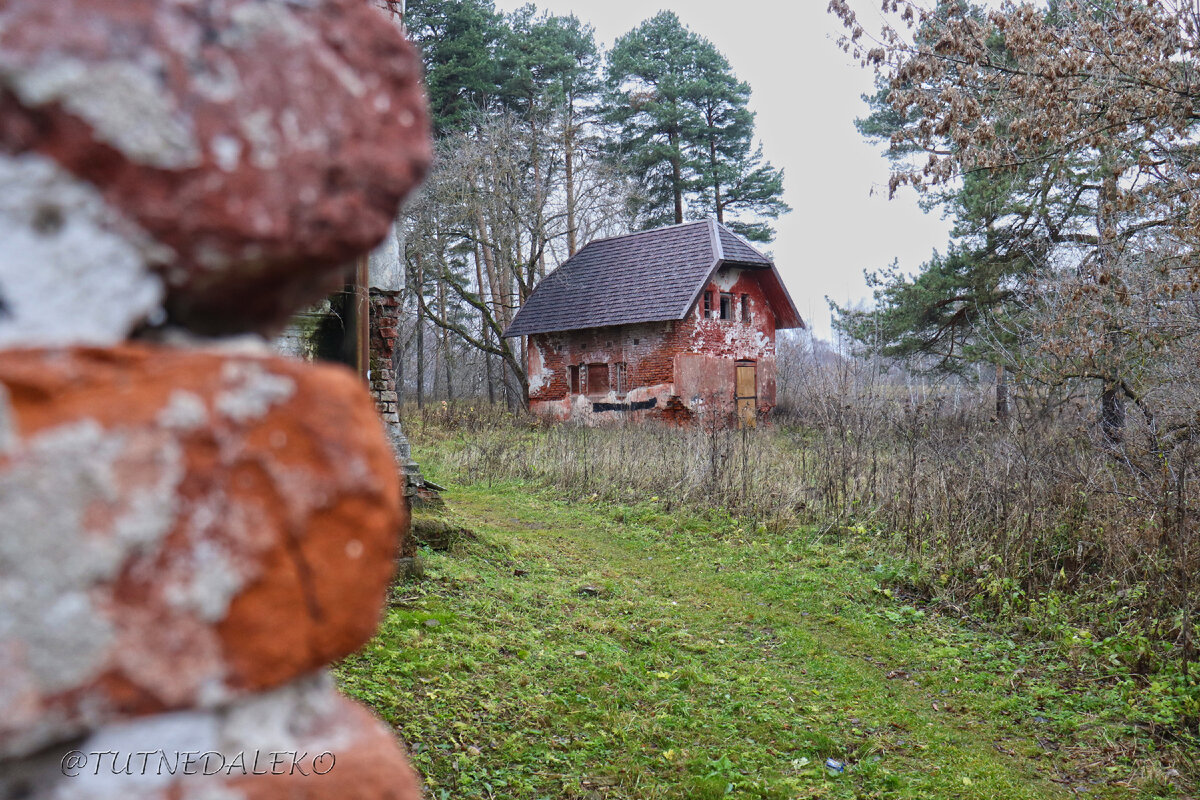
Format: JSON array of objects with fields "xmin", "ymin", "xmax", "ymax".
[{"xmin": 339, "ymin": 480, "xmax": 1146, "ymax": 799}]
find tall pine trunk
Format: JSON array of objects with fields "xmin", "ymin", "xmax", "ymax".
[
  {"xmin": 438, "ymin": 276, "xmax": 453, "ymax": 401},
  {"xmin": 474, "ymin": 243, "xmax": 495, "ymax": 404},
  {"xmin": 669, "ymin": 126, "xmax": 683, "ymax": 224},
  {"xmin": 565, "ymin": 106, "xmax": 578, "ymax": 256},
  {"xmin": 995, "ymin": 363, "xmax": 1008, "ymax": 422},
  {"xmin": 708, "ymin": 117, "xmax": 723, "ymax": 223},
  {"xmin": 1097, "ymin": 157, "xmax": 1124, "ymax": 443}
]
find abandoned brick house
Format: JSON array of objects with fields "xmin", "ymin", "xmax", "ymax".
[{"xmin": 504, "ymin": 219, "xmax": 804, "ymax": 424}]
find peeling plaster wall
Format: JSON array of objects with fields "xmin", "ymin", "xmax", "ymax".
[{"xmin": 526, "ymin": 266, "xmax": 780, "ymax": 424}]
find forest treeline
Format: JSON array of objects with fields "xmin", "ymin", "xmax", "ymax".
[
  {"xmin": 390, "ymin": 1, "xmax": 788, "ymax": 406},
  {"xmin": 830, "ymin": 0, "xmax": 1200, "ymax": 439}
]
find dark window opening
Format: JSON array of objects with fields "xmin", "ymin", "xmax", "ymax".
[
  {"xmin": 633, "ymin": 338, "xmax": 640, "ymax": 345},
  {"xmin": 587, "ymin": 363, "xmax": 610, "ymax": 395},
  {"xmin": 741, "ymin": 294, "xmax": 751, "ymax": 322},
  {"xmin": 568, "ymin": 364, "xmax": 580, "ymax": 394},
  {"xmin": 720, "ymin": 292, "xmax": 733, "ymax": 321},
  {"xmin": 614, "ymin": 362, "xmax": 628, "ymax": 395},
  {"xmin": 703, "ymin": 291, "xmax": 714, "ymax": 318}
]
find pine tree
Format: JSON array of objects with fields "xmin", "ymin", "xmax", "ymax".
[
  {"xmin": 686, "ymin": 40, "xmax": 788, "ymax": 242},
  {"xmin": 605, "ymin": 11, "xmax": 704, "ymax": 229},
  {"xmin": 541, "ymin": 15, "xmax": 602, "ymax": 256},
  {"xmin": 405, "ymin": 0, "xmax": 503, "ymax": 135},
  {"xmin": 830, "ymin": 1, "xmax": 1146, "ymax": 424},
  {"xmin": 606, "ymin": 13, "xmax": 787, "ymax": 238},
  {"xmin": 498, "ymin": 10, "xmax": 602, "ymax": 256}
]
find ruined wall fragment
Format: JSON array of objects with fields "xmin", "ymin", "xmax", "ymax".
[{"xmin": 0, "ymin": 0, "xmax": 430, "ymax": 797}]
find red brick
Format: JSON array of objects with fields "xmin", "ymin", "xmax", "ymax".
[
  {"xmin": 0, "ymin": 0, "xmax": 431, "ymax": 334},
  {"xmin": 0, "ymin": 345, "xmax": 404, "ymax": 757}
]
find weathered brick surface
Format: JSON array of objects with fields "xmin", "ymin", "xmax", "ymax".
[
  {"xmin": 0, "ymin": 0, "xmax": 431, "ymax": 792},
  {"xmin": 0, "ymin": 345, "xmax": 403, "ymax": 758},
  {"xmin": 368, "ymin": 288, "xmax": 417, "ymax": 559},
  {"xmin": 0, "ymin": 0, "xmax": 431, "ymax": 336}
]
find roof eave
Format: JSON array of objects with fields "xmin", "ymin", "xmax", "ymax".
[
  {"xmin": 504, "ymin": 310, "xmax": 697, "ymax": 338},
  {"xmin": 764, "ymin": 263, "xmax": 805, "ymax": 329}
]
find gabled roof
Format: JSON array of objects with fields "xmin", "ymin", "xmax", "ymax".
[{"xmin": 503, "ymin": 219, "xmax": 803, "ymax": 337}]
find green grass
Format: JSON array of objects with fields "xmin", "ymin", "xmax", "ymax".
[{"xmin": 338, "ymin": 473, "xmax": 1187, "ymax": 798}]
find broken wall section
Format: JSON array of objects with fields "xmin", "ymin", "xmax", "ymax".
[
  {"xmin": 272, "ymin": 221, "xmax": 425, "ymax": 517},
  {"xmin": 0, "ymin": 0, "xmax": 431, "ymax": 796}
]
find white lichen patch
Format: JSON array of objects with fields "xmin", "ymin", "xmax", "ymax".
[
  {"xmin": 161, "ymin": 539, "xmax": 243, "ymax": 622},
  {"xmin": 220, "ymin": 672, "xmax": 347, "ymax": 753},
  {"xmin": 223, "ymin": 1, "xmax": 311, "ymax": 47},
  {"xmin": 0, "ymin": 154, "xmax": 167, "ymax": 347},
  {"xmin": 0, "ymin": 418, "xmax": 184, "ymax": 709},
  {"xmin": 215, "ymin": 361, "xmax": 296, "ymax": 423},
  {"xmin": 51, "ymin": 709, "xmax": 222, "ymax": 800},
  {"xmin": 210, "ymin": 134, "xmax": 243, "ymax": 172},
  {"xmin": 10, "ymin": 673, "xmax": 357, "ymax": 800},
  {"xmin": 181, "ymin": 787, "xmax": 248, "ymax": 800},
  {"xmin": 157, "ymin": 390, "xmax": 209, "ymax": 432},
  {"xmin": 3, "ymin": 57, "xmax": 201, "ymax": 170}
]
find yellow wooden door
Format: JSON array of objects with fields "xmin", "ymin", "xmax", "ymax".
[{"xmin": 735, "ymin": 362, "xmax": 756, "ymax": 428}]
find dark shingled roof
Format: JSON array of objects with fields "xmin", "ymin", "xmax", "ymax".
[{"xmin": 504, "ymin": 219, "xmax": 803, "ymax": 337}]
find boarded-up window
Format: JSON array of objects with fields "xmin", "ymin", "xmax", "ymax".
[
  {"xmin": 587, "ymin": 363, "xmax": 609, "ymax": 395},
  {"xmin": 720, "ymin": 292, "xmax": 733, "ymax": 320},
  {"xmin": 614, "ymin": 362, "xmax": 627, "ymax": 394},
  {"xmin": 568, "ymin": 364, "xmax": 580, "ymax": 394},
  {"xmin": 741, "ymin": 294, "xmax": 751, "ymax": 322}
]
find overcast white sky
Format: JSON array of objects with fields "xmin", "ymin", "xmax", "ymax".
[{"xmin": 491, "ymin": 0, "xmax": 953, "ymax": 339}]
